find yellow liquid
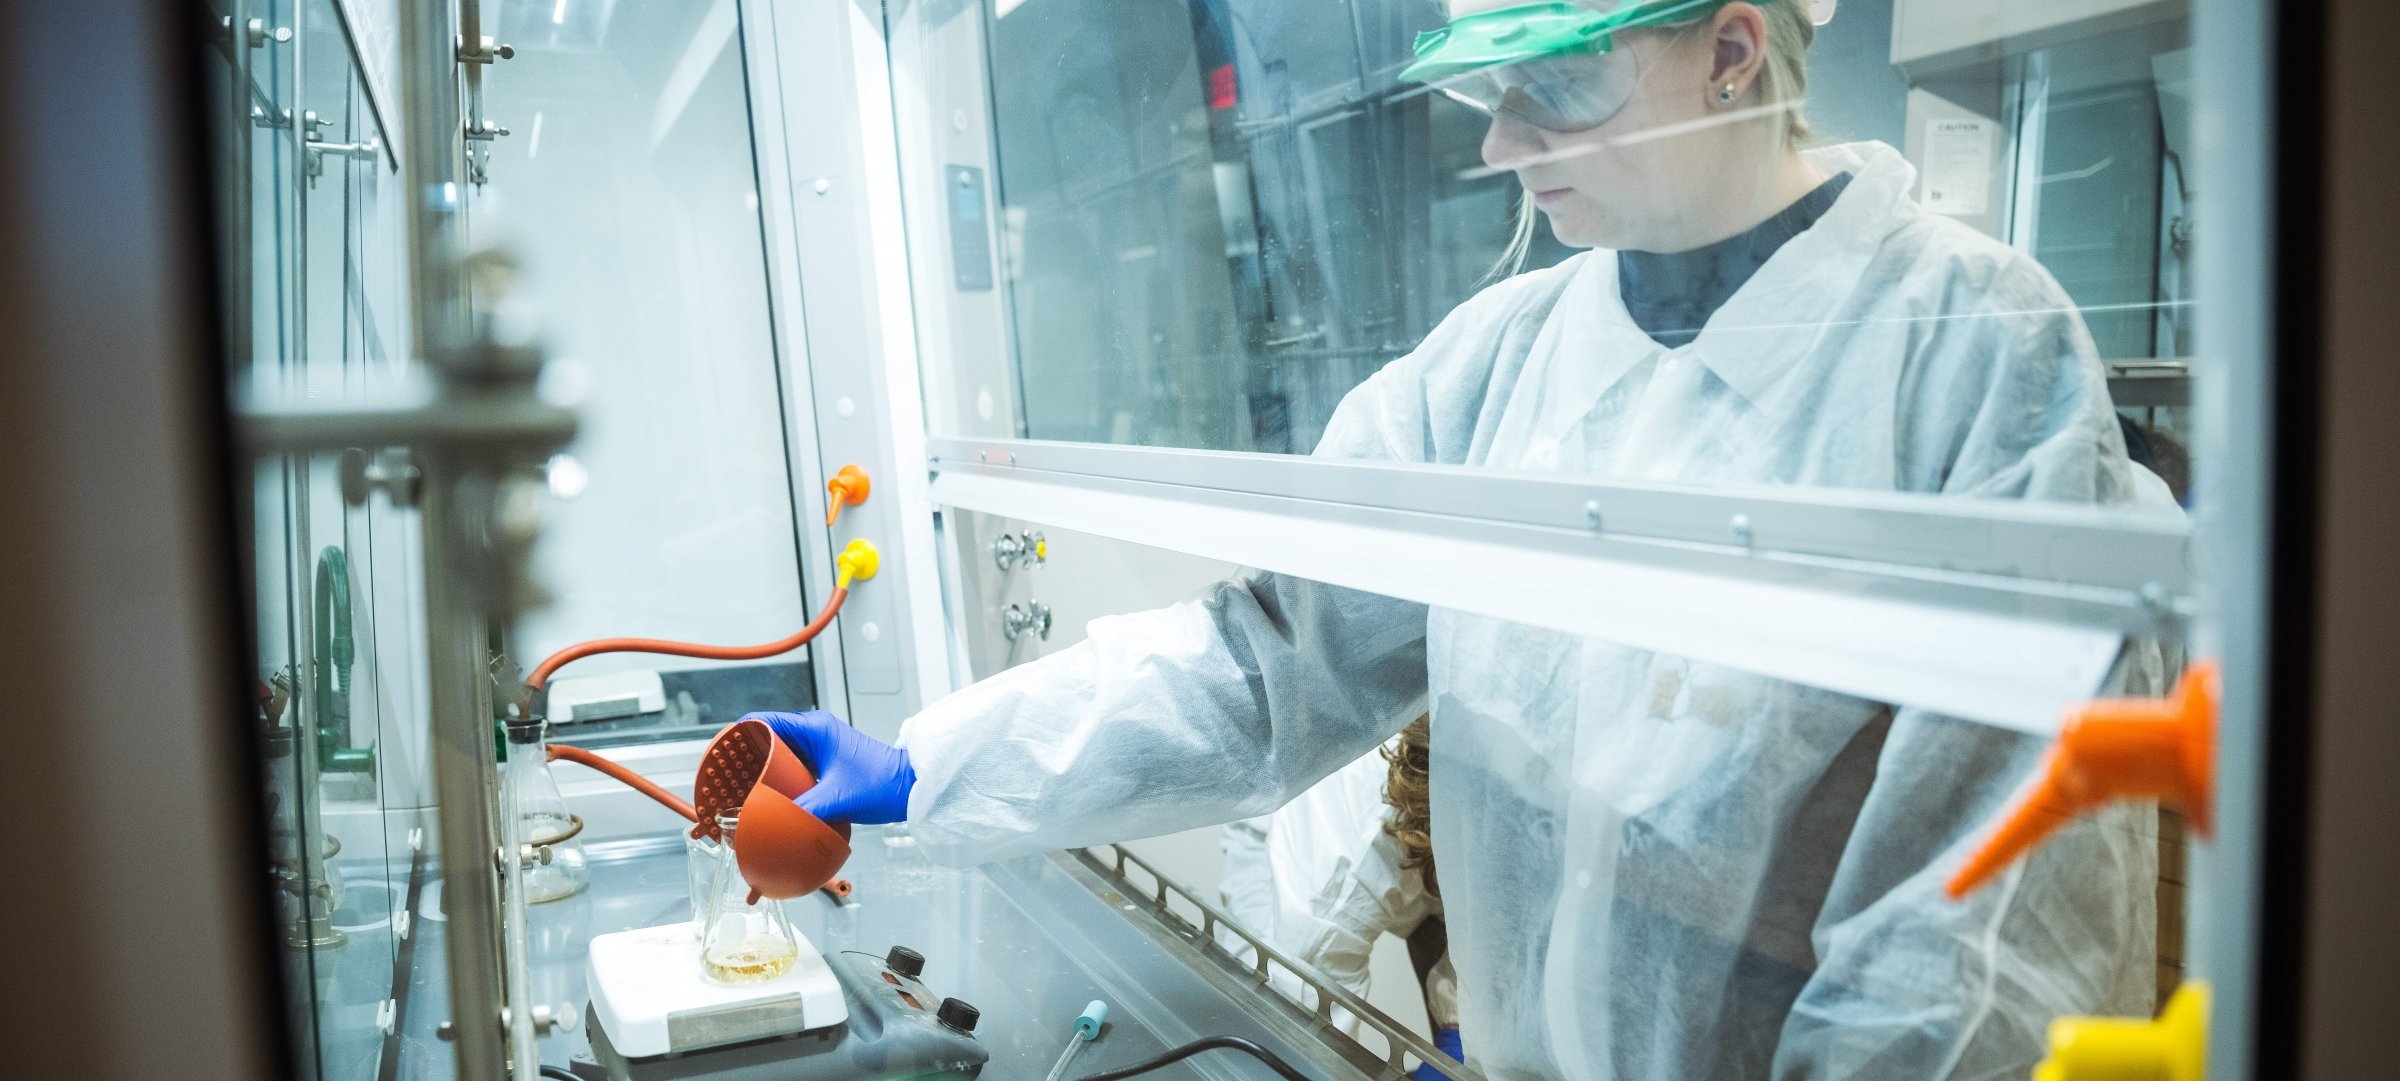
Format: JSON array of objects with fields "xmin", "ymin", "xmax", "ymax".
[{"xmin": 701, "ymin": 937, "xmax": 798, "ymax": 984}]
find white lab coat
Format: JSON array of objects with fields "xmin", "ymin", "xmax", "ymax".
[
  {"xmin": 1217, "ymin": 749, "xmax": 1436, "ymax": 1014},
  {"xmin": 898, "ymin": 142, "xmax": 2170, "ymax": 1079},
  {"xmin": 1216, "ymin": 749, "xmax": 1399, "ymax": 965}
]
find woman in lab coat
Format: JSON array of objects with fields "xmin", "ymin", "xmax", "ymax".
[{"xmin": 758, "ymin": 0, "xmax": 2172, "ymax": 1076}]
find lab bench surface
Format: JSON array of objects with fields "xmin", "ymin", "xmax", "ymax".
[{"xmin": 396, "ymin": 826, "xmax": 1407, "ymax": 1081}]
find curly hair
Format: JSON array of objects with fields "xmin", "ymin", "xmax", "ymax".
[{"xmin": 1382, "ymin": 716, "xmax": 1437, "ymax": 896}]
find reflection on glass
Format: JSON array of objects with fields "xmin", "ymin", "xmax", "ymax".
[
  {"xmin": 912, "ymin": 0, "xmax": 2198, "ymax": 509},
  {"xmin": 220, "ymin": 0, "xmax": 422, "ymax": 1075},
  {"xmin": 899, "ymin": 558, "xmax": 2170, "ymax": 1077},
  {"xmin": 478, "ymin": 0, "xmax": 816, "ymax": 743},
  {"xmin": 973, "ymin": 0, "xmax": 1564, "ymax": 453}
]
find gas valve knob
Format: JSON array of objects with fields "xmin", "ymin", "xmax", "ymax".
[
  {"xmin": 1002, "ymin": 600, "xmax": 1053, "ymax": 643},
  {"xmin": 992, "ymin": 530, "xmax": 1048, "ymax": 571}
]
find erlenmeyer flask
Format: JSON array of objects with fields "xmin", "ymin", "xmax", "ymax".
[
  {"xmin": 687, "ymin": 832, "xmax": 724, "ymax": 929},
  {"xmin": 502, "ymin": 716, "xmax": 590, "ymax": 903},
  {"xmin": 699, "ymin": 810, "xmax": 801, "ymax": 984}
]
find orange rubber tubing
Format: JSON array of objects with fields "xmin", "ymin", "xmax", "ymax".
[
  {"xmin": 547, "ymin": 742, "xmax": 699, "ymax": 823},
  {"xmin": 524, "ymin": 587, "xmax": 849, "ymax": 692}
]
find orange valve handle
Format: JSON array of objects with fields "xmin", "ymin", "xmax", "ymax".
[
  {"xmin": 825, "ymin": 465, "xmax": 871, "ymax": 527},
  {"xmin": 1946, "ymin": 661, "xmax": 2219, "ymax": 900}
]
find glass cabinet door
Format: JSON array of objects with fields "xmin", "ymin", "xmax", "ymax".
[
  {"xmin": 214, "ymin": 0, "xmax": 425, "ymax": 1075},
  {"xmin": 472, "ymin": 0, "xmax": 824, "ymax": 750},
  {"xmin": 895, "ymin": 0, "xmax": 2203, "ymax": 515},
  {"xmin": 885, "ymin": 1, "xmax": 2250, "ymax": 1077}
]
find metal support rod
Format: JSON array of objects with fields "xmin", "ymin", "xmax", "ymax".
[
  {"xmin": 419, "ymin": 469, "xmax": 509, "ymax": 1081},
  {"xmin": 223, "ymin": 0, "xmax": 254, "ymax": 379},
  {"xmin": 400, "ymin": 0, "xmax": 467, "ymax": 362},
  {"xmin": 396, "ymin": 3, "xmax": 508, "ymax": 1080},
  {"xmin": 238, "ymin": 383, "xmax": 577, "ymax": 454}
]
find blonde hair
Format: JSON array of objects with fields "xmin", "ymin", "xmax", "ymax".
[
  {"xmin": 1484, "ymin": 0, "xmax": 1817, "ymax": 283},
  {"xmin": 1381, "ymin": 716, "xmax": 1436, "ymax": 894}
]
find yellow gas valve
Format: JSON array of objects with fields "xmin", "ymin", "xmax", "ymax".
[{"xmin": 2033, "ymin": 982, "xmax": 2207, "ymax": 1081}]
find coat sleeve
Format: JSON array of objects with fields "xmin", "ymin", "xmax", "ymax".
[
  {"xmin": 895, "ymin": 354, "xmax": 1462, "ymax": 866},
  {"xmin": 890, "ymin": 262, "xmax": 1583, "ymax": 865},
  {"xmin": 1289, "ymin": 815, "xmax": 1442, "ymax": 998},
  {"xmin": 898, "ymin": 571, "xmax": 1430, "ymax": 865}
]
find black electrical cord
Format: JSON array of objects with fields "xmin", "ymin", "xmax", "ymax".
[
  {"xmin": 1074, "ymin": 1036, "xmax": 1316, "ymax": 1081},
  {"xmin": 537, "ymin": 1066, "xmax": 579, "ymax": 1081}
]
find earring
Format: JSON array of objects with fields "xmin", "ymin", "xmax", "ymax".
[{"xmin": 1717, "ymin": 83, "xmax": 1737, "ymax": 104}]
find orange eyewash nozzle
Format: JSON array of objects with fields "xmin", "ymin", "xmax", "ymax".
[
  {"xmin": 1946, "ymin": 661, "xmax": 2218, "ymax": 900},
  {"xmin": 825, "ymin": 464, "xmax": 871, "ymax": 527}
]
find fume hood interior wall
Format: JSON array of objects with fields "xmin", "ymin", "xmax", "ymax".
[{"xmin": 474, "ymin": 0, "xmax": 821, "ymax": 726}]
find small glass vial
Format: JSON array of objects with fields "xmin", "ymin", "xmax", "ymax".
[{"xmin": 698, "ymin": 810, "xmax": 801, "ymax": 984}]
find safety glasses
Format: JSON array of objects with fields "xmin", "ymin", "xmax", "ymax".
[
  {"xmin": 1428, "ymin": 51, "xmax": 1645, "ymax": 133},
  {"xmin": 1402, "ymin": 0, "xmax": 1732, "ymax": 132}
]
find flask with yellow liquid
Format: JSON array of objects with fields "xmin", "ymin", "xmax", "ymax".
[{"xmin": 697, "ymin": 809, "xmax": 801, "ymax": 984}]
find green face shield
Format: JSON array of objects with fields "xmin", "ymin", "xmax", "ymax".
[{"xmin": 1400, "ymin": 0, "xmax": 1734, "ymax": 133}]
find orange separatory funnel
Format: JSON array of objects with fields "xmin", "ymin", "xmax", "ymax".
[
  {"xmin": 825, "ymin": 465, "xmax": 871, "ymax": 527},
  {"xmin": 1946, "ymin": 661, "xmax": 2219, "ymax": 900},
  {"xmin": 693, "ymin": 719, "xmax": 853, "ymax": 902}
]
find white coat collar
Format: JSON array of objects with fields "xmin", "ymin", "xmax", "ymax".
[
  {"xmin": 1528, "ymin": 141, "xmax": 1919, "ymax": 428},
  {"xmin": 1691, "ymin": 141, "xmax": 1919, "ymax": 410}
]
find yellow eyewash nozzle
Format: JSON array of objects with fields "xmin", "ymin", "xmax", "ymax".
[
  {"xmin": 2033, "ymin": 981, "xmax": 2208, "ymax": 1081},
  {"xmin": 836, "ymin": 539, "xmax": 881, "ymax": 588}
]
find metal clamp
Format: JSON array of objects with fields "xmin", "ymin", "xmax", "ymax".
[
  {"xmin": 464, "ymin": 118, "xmax": 511, "ymax": 142},
  {"xmin": 1002, "ymin": 600, "xmax": 1053, "ymax": 642},
  {"xmin": 340, "ymin": 448, "xmax": 423, "ymax": 508},
  {"xmin": 306, "ymin": 111, "xmax": 384, "ymax": 183},
  {"xmin": 245, "ymin": 18, "xmax": 292, "ymax": 47},
  {"xmin": 508, "ymin": 842, "xmax": 554, "ymax": 872},
  {"xmin": 270, "ymin": 868, "xmax": 348, "ymax": 951},
  {"xmin": 456, "ymin": 36, "xmax": 517, "ymax": 64},
  {"xmin": 438, "ymin": 1003, "xmax": 580, "ymax": 1042},
  {"xmin": 991, "ymin": 530, "xmax": 1047, "ymax": 571}
]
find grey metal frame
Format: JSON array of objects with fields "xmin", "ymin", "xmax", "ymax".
[
  {"xmin": 2187, "ymin": 0, "xmax": 2275, "ymax": 1071},
  {"xmin": 736, "ymin": 0, "xmax": 950, "ymax": 737},
  {"xmin": 927, "ymin": 436, "xmax": 2195, "ymax": 631},
  {"xmin": 2224, "ymin": 2, "xmax": 2400, "ymax": 1079},
  {"xmin": 1072, "ymin": 844, "xmax": 1479, "ymax": 1081},
  {"xmin": 736, "ymin": 0, "xmax": 855, "ymax": 727}
]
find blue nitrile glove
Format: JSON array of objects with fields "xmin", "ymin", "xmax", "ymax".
[
  {"xmin": 748, "ymin": 710, "xmax": 916, "ymax": 825},
  {"xmin": 1411, "ymin": 1026, "xmax": 1463, "ymax": 1081}
]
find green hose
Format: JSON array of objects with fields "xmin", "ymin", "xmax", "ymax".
[{"xmin": 313, "ymin": 546, "xmax": 374, "ymax": 774}]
